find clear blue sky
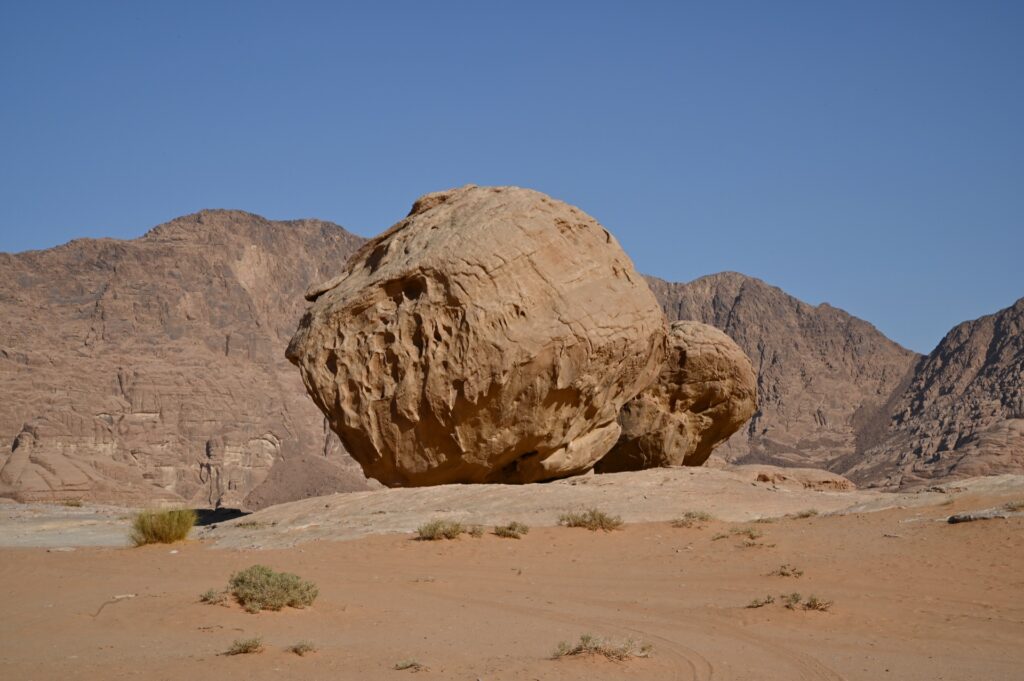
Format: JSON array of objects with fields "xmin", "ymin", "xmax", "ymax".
[{"xmin": 2, "ymin": 2, "xmax": 1021, "ymax": 353}]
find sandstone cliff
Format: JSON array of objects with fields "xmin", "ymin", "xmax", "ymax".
[{"xmin": 0, "ymin": 210, "xmax": 373, "ymax": 507}]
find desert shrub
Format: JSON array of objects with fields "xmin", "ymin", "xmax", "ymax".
[
  {"xmin": 769, "ymin": 563, "xmax": 804, "ymax": 578},
  {"xmin": 790, "ymin": 509, "xmax": 819, "ymax": 519},
  {"xmin": 62, "ymin": 499, "xmax": 83, "ymax": 508},
  {"xmin": 467, "ymin": 524, "xmax": 485, "ymax": 538},
  {"xmin": 200, "ymin": 588, "xmax": 227, "ymax": 605},
  {"xmin": 732, "ymin": 527, "xmax": 763, "ymax": 540},
  {"xmin": 394, "ymin": 660, "xmax": 426, "ymax": 671},
  {"xmin": 1003, "ymin": 499, "xmax": 1024, "ymax": 512},
  {"xmin": 228, "ymin": 564, "xmax": 318, "ymax": 613},
  {"xmin": 782, "ymin": 592, "xmax": 803, "ymax": 610},
  {"xmin": 671, "ymin": 511, "xmax": 713, "ymax": 528},
  {"xmin": 494, "ymin": 521, "xmax": 530, "ymax": 539},
  {"xmin": 288, "ymin": 641, "xmax": 316, "ymax": 656},
  {"xmin": 803, "ymin": 595, "xmax": 833, "ymax": 611},
  {"xmin": 558, "ymin": 508, "xmax": 623, "ymax": 532},
  {"xmin": 225, "ymin": 637, "xmax": 263, "ymax": 655},
  {"xmin": 552, "ymin": 633, "xmax": 651, "ymax": 661},
  {"xmin": 130, "ymin": 508, "xmax": 197, "ymax": 546},
  {"xmin": 416, "ymin": 519, "xmax": 466, "ymax": 540},
  {"xmin": 711, "ymin": 532, "xmax": 729, "ymax": 541},
  {"xmin": 746, "ymin": 595, "xmax": 775, "ymax": 608}
]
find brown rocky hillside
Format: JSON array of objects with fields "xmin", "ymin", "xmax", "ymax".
[
  {"xmin": 841, "ymin": 297, "xmax": 1024, "ymax": 487},
  {"xmin": 646, "ymin": 272, "xmax": 922, "ymax": 471},
  {"xmin": 0, "ymin": 210, "xmax": 373, "ymax": 508}
]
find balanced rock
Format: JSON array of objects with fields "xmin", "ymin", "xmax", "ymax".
[
  {"xmin": 595, "ymin": 320, "xmax": 757, "ymax": 472},
  {"xmin": 286, "ymin": 185, "xmax": 667, "ymax": 486}
]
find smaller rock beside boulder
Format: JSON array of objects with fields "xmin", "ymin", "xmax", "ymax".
[{"xmin": 596, "ymin": 321, "xmax": 757, "ymax": 473}]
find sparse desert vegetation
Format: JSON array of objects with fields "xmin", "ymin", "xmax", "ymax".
[
  {"xmin": 416, "ymin": 519, "xmax": 466, "ymax": 540},
  {"xmin": 199, "ymin": 588, "xmax": 227, "ymax": 605},
  {"xmin": 493, "ymin": 521, "xmax": 530, "ymax": 538},
  {"xmin": 747, "ymin": 595, "xmax": 775, "ymax": 608},
  {"xmin": 288, "ymin": 641, "xmax": 316, "ymax": 656},
  {"xmin": 226, "ymin": 565, "xmax": 318, "ymax": 613},
  {"xmin": 129, "ymin": 508, "xmax": 197, "ymax": 546},
  {"xmin": 790, "ymin": 509, "xmax": 820, "ymax": 519},
  {"xmin": 1003, "ymin": 499, "xmax": 1024, "ymax": 512},
  {"xmin": 224, "ymin": 637, "xmax": 263, "ymax": 655},
  {"xmin": 769, "ymin": 563, "xmax": 804, "ymax": 578},
  {"xmin": 671, "ymin": 511, "xmax": 713, "ymax": 528},
  {"xmin": 803, "ymin": 595, "xmax": 833, "ymax": 611},
  {"xmin": 552, "ymin": 633, "xmax": 652, "ymax": 661},
  {"xmin": 782, "ymin": 592, "xmax": 803, "ymax": 609},
  {"xmin": 393, "ymin": 660, "xmax": 426, "ymax": 672},
  {"xmin": 558, "ymin": 508, "xmax": 623, "ymax": 531}
]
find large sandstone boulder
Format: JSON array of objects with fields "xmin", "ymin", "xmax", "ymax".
[
  {"xmin": 595, "ymin": 320, "xmax": 757, "ymax": 473},
  {"xmin": 286, "ymin": 185, "xmax": 667, "ymax": 486}
]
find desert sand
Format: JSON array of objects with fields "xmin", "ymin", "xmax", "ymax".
[{"xmin": 1, "ymin": 468, "xmax": 1022, "ymax": 680}]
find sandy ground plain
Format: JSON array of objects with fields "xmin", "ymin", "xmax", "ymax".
[{"xmin": 1, "ymin": 470, "xmax": 1022, "ymax": 680}]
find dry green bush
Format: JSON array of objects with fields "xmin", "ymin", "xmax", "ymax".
[
  {"xmin": 394, "ymin": 660, "xmax": 426, "ymax": 671},
  {"xmin": 558, "ymin": 508, "xmax": 623, "ymax": 532},
  {"xmin": 803, "ymin": 595, "xmax": 833, "ymax": 611},
  {"xmin": 228, "ymin": 564, "xmax": 318, "ymax": 613},
  {"xmin": 225, "ymin": 637, "xmax": 263, "ymax": 655},
  {"xmin": 62, "ymin": 499, "xmax": 83, "ymax": 508},
  {"xmin": 494, "ymin": 521, "xmax": 530, "ymax": 539},
  {"xmin": 782, "ymin": 592, "xmax": 803, "ymax": 609},
  {"xmin": 552, "ymin": 633, "xmax": 652, "ymax": 661},
  {"xmin": 1003, "ymin": 499, "xmax": 1024, "ymax": 512},
  {"xmin": 200, "ymin": 588, "xmax": 227, "ymax": 605},
  {"xmin": 288, "ymin": 641, "xmax": 316, "ymax": 656},
  {"xmin": 130, "ymin": 508, "xmax": 196, "ymax": 546},
  {"xmin": 671, "ymin": 511, "xmax": 713, "ymax": 528},
  {"xmin": 416, "ymin": 519, "xmax": 466, "ymax": 540},
  {"xmin": 769, "ymin": 563, "xmax": 804, "ymax": 578},
  {"xmin": 789, "ymin": 509, "xmax": 819, "ymax": 519},
  {"xmin": 746, "ymin": 595, "xmax": 775, "ymax": 608},
  {"xmin": 467, "ymin": 524, "xmax": 485, "ymax": 538}
]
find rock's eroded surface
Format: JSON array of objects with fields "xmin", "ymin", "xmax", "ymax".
[
  {"xmin": 287, "ymin": 185, "xmax": 667, "ymax": 486},
  {"xmin": 597, "ymin": 321, "xmax": 757, "ymax": 472}
]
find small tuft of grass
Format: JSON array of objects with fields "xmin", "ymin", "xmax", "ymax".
[
  {"xmin": 130, "ymin": 508, "xmax": 197, "ymax": 546},
  {"xmin": 416, "ymin": 519, "xmax": 466, "ymax": 540},
  {"xmin": 1003, "ymin": 499, "xmax": 1024, "ymax": 512},
  {"xmin": 225, "ymin": 637, "xmax": 263, "ymax": 655},
  {"xmin": 552, "ymin": 633, "xmax": 652, "ymax": 661},
  {"xmin": 558, "ymin": 508, "xmax": 623, "ymax": 532},
  {"xmin": 494, "ymin": 521, "xmax": 530, "ymax": 539},
  {"xmin": 747, "ymin": 595, "xmax": 775, "ymax": 608},
  {"xmin": 288, "ymin": 641, "xmax": 316, "ymax": 656},
  {"xmin": 61, "ymin": 499, "xmax": 83, "ymax": 507},
  {"xmin": 394, "ymin": 659, "xmax": 426, "ymax": 672},
  {"xmin": 732, "ymin": 527, "xmax": 763, "ymax": 540},
  {"xmin": 769, "ymin": 563, "xmax": 804, "ymax": 578},
  {"xmin": 228, "ymin": 564, "xmax": 318, "ymax": 613},
  {"xmin": 753, "ymin": 516, "xmax": 777, "ymax": 524},
  {"xmin": 671, "ymin": 511, "xmax": 713, "ymax": 528},
  {"xmin": 803, "ymin": 595, "xmax": 833, "ymax": 612},
  {"xmin": 711, "ymin": 532, "xmax": 729, "ymax": 541},
  {"xmin": 782, "ymin": 592, "xmax": 803, "ymax": 610},
  {"xmin": 467, "ymin": 524, "xmax": 485, "ymax": 538},
  {"xmin": 200, "ymin": 588, "xmax": 227, "ymax": 605},
  {"xmin": 790, "ymin": 509, "xmax": 819, "ymax": 519}
]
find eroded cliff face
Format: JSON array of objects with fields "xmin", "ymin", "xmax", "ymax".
[
  {"xmin": 0, "ymin": 210, "xmax": 373, "ymax": 507},
  {"xmin": 646, "ymin": 272, "xmax": 922, "ymax": 471},
  {"xmin": 842, "ymin": 297, "xmax": 1024, "ymax": 487}
]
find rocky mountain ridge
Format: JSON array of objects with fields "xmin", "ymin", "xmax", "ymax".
[
  {"xmin": 0, "ymin": 210, "xmax": 373, "ymax": 508},
  {"xmin": 0, "ymin": 208, "xmax": 1018, "ymax": 504}
]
